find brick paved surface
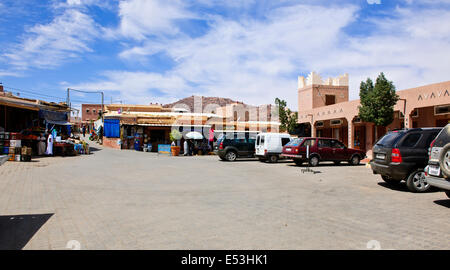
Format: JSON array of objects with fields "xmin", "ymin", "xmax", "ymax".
[{"xmin": 0, "ymin": 142, "xmax": 449, "ymax": 250}]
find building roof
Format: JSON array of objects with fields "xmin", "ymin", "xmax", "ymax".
[{"xmin": 0, "ymin": 91, "xmax": 69, "ymax": 112}]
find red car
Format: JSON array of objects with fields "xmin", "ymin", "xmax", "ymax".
[{"xmin": 281, "ymin": 137, "xmax": 366, "ymax": 166}]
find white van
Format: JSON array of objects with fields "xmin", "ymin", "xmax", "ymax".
[{"xmin": 255, "ymin": 133, "xmax": 293, "ymax": 163}]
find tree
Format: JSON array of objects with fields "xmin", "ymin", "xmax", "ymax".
[
  {"xmin": 170, "ymin": 129, "xmax": 182, "ymax": 145},
  {"xmin": 275, "ymin": 98, "xmax": 298, "ymax": 134},
  {"xmin": 358, "ymin": 72, "xmax": 399, "ymax": 140}
]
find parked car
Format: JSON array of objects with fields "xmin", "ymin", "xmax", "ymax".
[
  {"xmin": 214, "ymin": 131, "xmax": 259, "ymax": 161},
  {"xmin": 255, "ymin": 133, "xmax": 292, "ymax": 163},
  {"xmin": 281, "ymin": 137, "xmax": 366, "ymax": 166},
  {"xmin": 370, "ymin": 127, "xmax": 442, "ymax": 193},
  {"xmin": 424, "ymin": 124, "xmax": 450, "ymax": 198}
]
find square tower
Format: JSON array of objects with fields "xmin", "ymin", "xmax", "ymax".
[{"xmin": 298, "ymin": 72, "xmax": 349, "ymax": 112}]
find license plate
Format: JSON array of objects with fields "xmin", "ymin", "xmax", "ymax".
[
  {"xmin": 376, "ymin": 153, "xmax": 385, "ymax": 160},
  {"xmin": 285, "ymin": 148, "xmax": 291, "ymax": 152},
  {"xmin": 429, "ymin": 165, "xmax": 441, "ymax": 176}
]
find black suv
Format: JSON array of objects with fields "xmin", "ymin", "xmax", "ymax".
[
  {"xmin": 370, "ymin": 127, "xmax": 442, "ymax": 192},
  {"xmin": 214, "ymin": 131, "xmax": 258, "ymax": 161},
  {"xmin": 425, "ymin": 124, "xmax": 450, "ymax": 198}
]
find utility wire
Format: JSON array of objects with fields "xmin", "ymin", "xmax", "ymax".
[{"xmin": 2, "ymin": 85, "xmax": 105, "ymax": 104}]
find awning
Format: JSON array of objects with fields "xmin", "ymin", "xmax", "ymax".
[{"xmin": 39, "ymin": 109, "xmax": 69, "ymax": 125}]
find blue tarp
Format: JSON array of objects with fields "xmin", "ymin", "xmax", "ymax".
[{"xmin": 104, "ymin": 119, "xmax": 120, "ymax": 138}]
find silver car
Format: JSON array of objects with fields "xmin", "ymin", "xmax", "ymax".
[{"xmin": 425, "ymin": 124, "xmax": 450, "ymax": 198}]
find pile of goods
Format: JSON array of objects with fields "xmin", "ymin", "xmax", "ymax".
[{"xmin": 0, "ymin": 132, "xmax": 32, "ymax": 162}]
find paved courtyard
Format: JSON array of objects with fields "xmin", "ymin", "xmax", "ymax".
[{"xmin": 0, "ymin": 143, "xmax": 449, "ymax": 250}]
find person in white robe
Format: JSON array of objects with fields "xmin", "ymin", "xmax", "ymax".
[{"xmin": 45, "ymin": 134, "xmax": 53, "ymax": 155}]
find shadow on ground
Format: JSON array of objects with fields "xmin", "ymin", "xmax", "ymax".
[
  {"xmin": 0, "ymin": 213, "xmax": 53, "ymax": 250},
  {"xmin": 287, "ymin": 162, "xmax": 365, "ymax": 168},
  {"xmin": 377, "ymin": 182, "xmax": 440, "ymax": 193},
  {"xmin": 433, "ymin": 199, "xmax": 450, "ymax": 208}
]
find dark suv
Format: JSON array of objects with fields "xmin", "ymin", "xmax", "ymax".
[
  {"xmin": 425, "ymin": 124, "xmax": 450, "ymax": 198},
  {"xmin": 281, "ymin": 137, "xmax": 366, "ymax": 166},
  {"xmin": 214, "ymin": 131, "xmax": 258, "ymax": 161},
  {"xmin": 371, "ymin": 128, "xmax": 442, "ymax": 193}
]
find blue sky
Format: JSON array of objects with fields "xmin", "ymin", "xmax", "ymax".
[{"xmin": 1, "ymin": 0, "xmax": 450, "ymax": 111}]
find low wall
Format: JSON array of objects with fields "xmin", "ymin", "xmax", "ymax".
[{"xmin": 103, "ymin": 137, "xmax": 121, "ymax": 149}]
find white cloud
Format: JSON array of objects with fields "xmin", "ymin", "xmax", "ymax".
[
  {"xmin": 111, "ymin": 4, "xmax": 358, "ymax": 107},
  {"xmin": 69, "ymin": 70, "xmax": 190, "ymax": 104},
  {"xmin": 367, "ymin": 0, "xmax": 381, "ymax": 4},
  {"xmin": 117, "ymin": 0, "xmax": 195, "ymax": 40},
  {"xmin": 3, "ymin": 9, "xmax": 100, "ymax": 70},
  {"xmin": 70, "ymin": 2, "xmax": 450, "ymax": 109}
]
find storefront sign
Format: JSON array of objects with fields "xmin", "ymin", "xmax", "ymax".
[{"xmin": 158, "ymin": 144, "xmax": 171, "ymax": 154}]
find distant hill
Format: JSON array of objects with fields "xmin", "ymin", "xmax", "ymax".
[
  {"xmin": 162, "ymin": 95, "xmax": 247, "ymax": 112},
  {"xmin": 162, "ymin": 95, "xmax": 279, "ymax": 122}
]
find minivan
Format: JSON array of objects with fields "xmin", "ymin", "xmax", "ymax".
[{"xmin": 255, "ymin": 133, "xmax": 292, "ymax": 163}]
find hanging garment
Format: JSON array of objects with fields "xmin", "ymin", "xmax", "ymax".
[{"xmin": 45, "ymin": 135, "xmax": 53, "ymax": 155}]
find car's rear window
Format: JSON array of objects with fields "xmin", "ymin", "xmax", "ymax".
[
  {"xmin": 286, "ymin": 138, "xmax": 303, "ymax": 146},
  {"xmin": 434, "ymin": 125, "xmax": 450, "ymax": 147},
  {"xmin": 375, "ymin": 131, "xmax": 404, "ymax": 147}
]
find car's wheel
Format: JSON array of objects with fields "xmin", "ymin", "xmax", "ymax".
[
  {"xmin": 334, "ymin": 161, "xmax": 341, "ymax": 165},
  {"xmin": 382, "ymin": 175, "xmax": 401, "ymax": 185},
  {"xmin": 309, "ymin": 155, "xmax": 319, "ymax": 167},
  {"xmin": 350, "ymin": 155, "xmax": 360, "ymax": 165},
  {"xmin": 406, "ymin": 170, "xmax": 430, "ymax": 193},
  {"xmin": 268, "ymin": 155, "xmax": 279, "ymax": 163},
  {"xmin": 439, "ymin": 143, "xmax": 450, "ymax": 178},
  {"xmin": 445, "ymin": 191, "xmax": 450, "ymax": 199},
  {"xmin": 294, "ymin": 159, "xmax": 303, "ymax": 166},
  {"xmin": 225, "ymin": 151, "xmax": 237, "ymax": 162}
]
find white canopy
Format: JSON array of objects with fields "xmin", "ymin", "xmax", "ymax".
[{"xmin": 185, "ymin": 131, "xmax": 203, "ymax": 140}]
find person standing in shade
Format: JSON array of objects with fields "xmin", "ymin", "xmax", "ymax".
[
  {"xmin": 45, "ymin": 133, "xmax": 53, "ymax": 155},
  {"xmin": 183, "ymin": 139, "xmax": 188, "ymax": 156},
  {"xmin": 82, "ymin": 125, "xmax": 86, "ymax": 138}
]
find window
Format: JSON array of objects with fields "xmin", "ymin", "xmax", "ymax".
[
  {"xmin": 318, "ymin": 139, "xmax": 332, "ymax": 148},
  {"xmin": 316, "ymin": 121, "xmax": 324, "ymax": 127},
  {"xmin": 281, "ymin": 138, "xmax": 291, "ymax": 146},
  {"xmin": 86, "ymin": 109, "xmax": 90, "ymax": 113},
  {"xmin": 260, "ymin": 136, "xmax": 265, "ymax": 144},
  {"xmin": 375, "ymin": 131, "xmax": 404, "ymax": 147},
  {"xmin": 302, "ymin": 139, "xmax": 316, "ymax": 147},
  {"xmin": 411, "ymin": 109, "xmax": 419, "ymax": 118},
  {"xmin": 330, "ymin": 119, "xmax": 342, "ymax": 126},
  {"xmin": 331, "ymin": 140, "xmax": 345, "ymax": 149},
  {"xmin": 325, "ymin": 95, "xmax": 336, "ymax": 105},
  {"xmin": 400, "ymin": 133, "xmax": 421, "ymax": 148},
  {"xmin": 434, "ymin": 125, "xmax": 450, "ymax": 147},
  {"xmin": 287, "ymin": 138, "xmax": 304, "ymax": 147},
  {"xmin": 435, "ymin": 105, "xmax": 450, "ymax": 115}
]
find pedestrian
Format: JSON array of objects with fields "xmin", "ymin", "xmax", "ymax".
[
  {"xmin": 189, "ymin": 140, "xmax": 194, "ymax": 156},
  {"xmin": 45, "ymin": 133, "xmax": 53, "ymax": 155},
  {"xmin": 183, "ymin": 139, "xmax": 188, "ymax": 156},
  {"xmin": 82, "ymin": 125, "xmax": 86, "ymax": 137}
]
